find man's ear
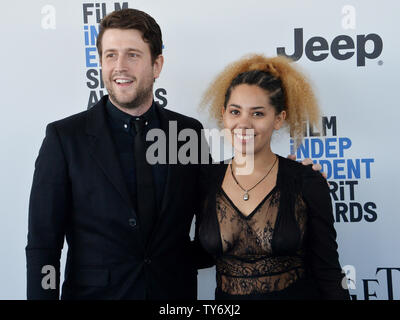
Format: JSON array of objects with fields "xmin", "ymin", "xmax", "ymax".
[{"xmin": 153, "ymin": 54, "xmax": 164, "ymax": 80}]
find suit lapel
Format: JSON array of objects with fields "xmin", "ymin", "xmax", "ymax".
[
  {"xmin": 85, "ymin": 96, "xmax": 136, "ymax": 213},
  {"xmin": 156, "ymin": 104, "xmax": 179, "ymax": 215}
]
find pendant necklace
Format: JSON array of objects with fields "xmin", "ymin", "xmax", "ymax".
[{"xmin": 230, "ymin": 155, "xmax": 278, "ymax": 201}]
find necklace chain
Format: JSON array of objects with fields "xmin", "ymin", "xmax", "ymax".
[{"xmin": 230, "ymin": 155, "xmax": 278, "ymax": 201}]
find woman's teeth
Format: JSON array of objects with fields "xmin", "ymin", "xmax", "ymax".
[{"xmin": 235, "ymin": 134, "xmax": 254, "ymax": 140}]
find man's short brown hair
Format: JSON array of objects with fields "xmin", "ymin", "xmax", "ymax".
[{"xmin": 97, "ymin": 8, "xmax": 163, "ymax": 63}]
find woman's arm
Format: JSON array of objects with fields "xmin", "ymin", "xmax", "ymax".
[{"xmin": 302, "ymin": 167, "xmax": 350, "ymax": 300}]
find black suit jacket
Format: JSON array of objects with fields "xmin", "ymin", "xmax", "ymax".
[{"xmin": 26, "ymin": 96, "xmax": 210, "ymax": 300}]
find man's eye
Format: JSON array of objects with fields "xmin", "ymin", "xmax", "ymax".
[
  {"xmin": 106, "ymin": 53, "xmax": 115, "ymax": 58},
  {"xmin": 129, "ymin": 53, "xmax": 138, "ymax": 58}
]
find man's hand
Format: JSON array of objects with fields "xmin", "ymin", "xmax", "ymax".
[{"xmin": 287, "ymin": 154, "xmax": 328, "ymax": 180}]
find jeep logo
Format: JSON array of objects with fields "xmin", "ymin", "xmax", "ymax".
[{"xmin": 277, "ymin": 28, "xmax": 383, "ymax": 67}]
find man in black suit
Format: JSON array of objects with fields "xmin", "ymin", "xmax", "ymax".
[{"xmin": 26, "ymin": 8, "xmax": 209, "ymax": 300}]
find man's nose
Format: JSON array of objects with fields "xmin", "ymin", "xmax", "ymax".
[{"xmin": 115, "ymin": 56, "xmax": 128, "ymax": 72}]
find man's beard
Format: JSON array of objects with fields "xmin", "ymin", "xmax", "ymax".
[{"xmin": 108, "ymin": 81, "xmax": 153, "ymax": 110}]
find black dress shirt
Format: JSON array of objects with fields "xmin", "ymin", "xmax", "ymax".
[{"xmin": 105, "ymin": 98, "xmax": 167, "ymax": 212}]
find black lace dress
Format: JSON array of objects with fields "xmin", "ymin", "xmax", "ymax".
[{"xmin": 198, "ymin": 156, "xmax": 350, "ymax": 300}]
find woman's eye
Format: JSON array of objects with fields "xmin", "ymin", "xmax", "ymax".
[
  {"xmin": 230, "ymin": 109, "xmax": 240, "ymax": 115},
  {"xmin": 253, "ymin": 112, "xmax": 264, "ymax": 117}
]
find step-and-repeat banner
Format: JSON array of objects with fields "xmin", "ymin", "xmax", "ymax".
[{"xmin": 1, "ymin": 0, "xmax": 398, "ymax": 299}]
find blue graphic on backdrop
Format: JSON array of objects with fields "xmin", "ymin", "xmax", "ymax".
[
  {"xmin": 83, "ymin": 2, "xmax": 129, "ymax": 108},
  {"xmin": 290, "ymin": 116, "xmax": 377, "ymax": 223}
]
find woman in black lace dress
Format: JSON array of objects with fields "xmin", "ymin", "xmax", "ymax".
[{"xmin": 198, "ymin": 54, "xmax": 350, "ymax": 300}]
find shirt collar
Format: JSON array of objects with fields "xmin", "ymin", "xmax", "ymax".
[{"xmin": 106, "ymin": 97, "xmax": 158, "ymax": 132}]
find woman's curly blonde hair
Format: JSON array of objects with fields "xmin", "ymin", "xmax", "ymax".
[{"xmin": 199, "ymin": 54, "xmax": 320, "ymax": 147}]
